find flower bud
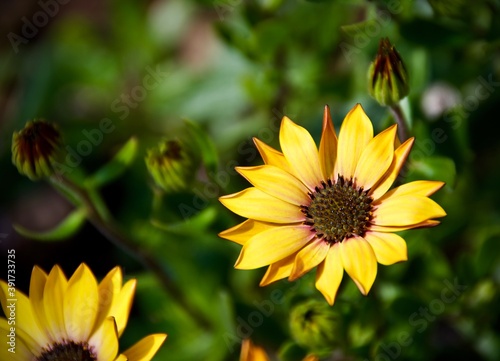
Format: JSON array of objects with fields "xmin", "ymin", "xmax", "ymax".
[
  {"xmin": 12, "ymin": 119, "xmax": 63, "ymax": 181},
  {"xmin": 145, "ymin": 139, "xmax": 196, "ymax": 193},
  {"xmin": 368, "ymin": 37, "xmax": 409, "ymax": 106},
  {"xmin": 289, "ymin": 299, "xmax": 342, "ymax": 352}
]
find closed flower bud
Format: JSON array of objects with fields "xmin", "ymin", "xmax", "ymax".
[
  {"xmin": 12, "ymin": 119, "xmax": 63, "ymax": 181},
  {"xmin": 368, "ymin": 38, "xmax": 409, "ymax": 106},
  {"xmin": 145, "ymin": 139, "xmax": 196, "ymax": 193},
  {"xmin": 289, "ymin": 299, "xmax": 342, "ymax": 353}
]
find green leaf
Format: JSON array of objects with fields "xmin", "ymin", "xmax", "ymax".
[
  {"xmin": 407, "ymin": 155, "xmax": 456, "ymax": 186},
  {"xmin": 184, "ymin": 119, "xmax": 219, "ymax": 177},
  {"xmin": 278, "ymin": 341, "xmax": 308, "ymax": 361},
  {"xmin": 475, "ymin": 234, "xmax": 500, "ymax": 278},
  {"xmin": 151, "ymin": 207, "xmax": 217, "ymax": 235},
  {"xmin": 13, "ymin": 208, "xmax": 87, "ymax": 242},
  {"xmin": 86, "ymin": 137, "xmax": 138, "ymax": 188}
]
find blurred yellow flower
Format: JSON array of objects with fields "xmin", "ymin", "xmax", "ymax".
[
  {"xmin": 240, "ymin": 339, "xmax": 269, "ymax": 361},
  {"xmin": 0, "ymin": 263, "xmax": 166, "ymax": 361},
  {"xmin": 240, "ymin": 339, "xmax": 318, "ymax": 361},
  {"xmin": 219, "ymin": 104, "xmax": 446, "ymax": 305}
]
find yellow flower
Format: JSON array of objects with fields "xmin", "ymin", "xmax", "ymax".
[
  {"xmin": 219, "ymin": 104, "xmax": 446, "ymax": 305},
  {"xmin": 240, "ymin": 339, "xmax": 318, "ymax": 361},
  {"xmin": 0, "ymin": 263, "xmax": 166, "ymax": 361}
]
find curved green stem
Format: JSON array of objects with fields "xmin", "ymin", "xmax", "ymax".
[{"xmin": 49, "ymin": 175, "xmax": 212, "ymax": 330}]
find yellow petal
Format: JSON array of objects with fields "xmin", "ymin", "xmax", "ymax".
[
  {"xmin": 279, "ymin": 116, "xmax": 323, "ymax": 190},
  {"xmin": 340, "ymin": 236, "xmax": 377, "ymax": 295},
  {"xmin": 123, "ymin": 334, "xmax": 167, "ymax": 361},
  {"xmin": 334, "ymin": 104, "xmax": 373, "ymax": 180},
  {"xmin": 370, "ymin": 138, "xmax": 414, "ymax": 200},
  {"xmin": 315, "ymin": 244, "xmax": 344, "ymax": 306},
  {"xmin": 236, "ymin": 165, "xmax": 310, "ymax": 206},
  {"xmin": 93, "ymin": 267, "xmax": 123, "ymax": 335},
  {"xmin": 219, "ymin": 188, "xmax": 305, "ymax": 223},
  {"xmin": 0, "ymin": 318, "xmax": 34, "ymax": 361},
  {"xmin": 354, "ymin": 124, "xmax": 396, "ymax": 190},
  {"xmin": 369, "ymin": 220, "xmax": 440, "ymax": 232},
  {"xmin": 319, "ymin": 105, "xmax": 337, "ymax": 179},
  {"xmin": 43, "ymin": 265, "xmax": 68, "ymax": 341},
  {"xmin": 259, "ymin": 253, "xmax": 296, "ymax": 286},
  {"xmin": 0, "ymin": 281, "xmax": 47, "ymax": 353},
  {"xmin": 115, "ymin": 354, "xmax": 128, "ymax": 361},
  {"xmin": 29, "ymin": 266, "xmax": 51, "ymax": 342},
  {"xmin": 253, "ymin": 137, "xmax": 294, "ymax": 174},
  {"xmin": 64, "ymin": 264, "xmax": 99, "ymax": 341},
  {"xmin": 364, "ymin": 232, "xmax": 407, "ymax": 265},
  {"xmin": 111, "ymin": 279, "xmax": 136, "ymax": 336},
  {"xmin": 289, "ymin": 238, "xmax": 330, "ymax": 281},
  {"xmin": 373, "ymin": 195, "xmax": 447, "ymax": 226},
  {"xmin": 219, "ymin": 220, "xmax": 277, "ymax": 245},
  {"xmin": 235, "ymin": 225, "xmax": 315, "ymax": 269},
  {"xmin": 89, "ymin": 317, "xmax": 119, "ymax": 361},
  {"xmin": 377, "ymin": 180, "xmax": 445, "ymax": 201},
  {"xmin": 240, "ymin": 338, "xmax": 269, "ymax": 361}
]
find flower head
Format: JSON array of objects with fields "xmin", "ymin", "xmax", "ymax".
[
  {"xmin": 289, "ymin": 299, "xmax": 342, "ymax": 352},
  {"xmin": 12, "ymin": 119, "xmax": 63, "ymax": 181},
  {"xmin": 0, "ymin": 263, "xmax": 166, "ymax": 361},
  {"xmin": 368, "ymin": 38, "xmax": 409, "ymax": 106},
  {"xmin": 145, "ymin": 138, "xmax": 196, "ymax": 193},
  {"xmin": 219, "ymin": 104, "xmax": 446, "ymax": 305}
]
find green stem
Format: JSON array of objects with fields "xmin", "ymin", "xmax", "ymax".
[
  {"xmin": 49, "ymin": 175, "xmax": 212, "ymax": 330},
  {"xmin": 151, "ymin": 187, "xmax": 165, "ymax": 219},
  {"xmin": 390, "ymin": 103, "xmax": 410, "ymax": 142}
]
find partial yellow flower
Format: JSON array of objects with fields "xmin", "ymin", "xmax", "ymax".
[
  {"xmin": 219, "ymin": 104, "xmax": 446, "ymax": 305},
  {"xmin": 240, "ymin": 339, "xmax": 318, "ymax": 361},
  {"xmin": 0, "ymin": 263, "xmax": 166, "ymax": 361},
  {"xmin": 240, "ymin": 339, "xmax": 269, "ymax": 361}
]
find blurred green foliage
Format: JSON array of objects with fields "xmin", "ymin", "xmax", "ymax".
[{"xmin": 1, "ymin": 0, "xmax": 500, "ymax": 360}]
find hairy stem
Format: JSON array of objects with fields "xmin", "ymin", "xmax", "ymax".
[{"xmin": 390, "ymin": 103, "xmax": 410, "ymax": 142}]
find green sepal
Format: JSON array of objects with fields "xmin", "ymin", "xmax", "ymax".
[
  {"xmin": 184, "ymin": 119, "xmax": 219, "ymax": 177},
  {"xmin": 13, "ymin": 207, "xmax": 87, "ymax": 242},
  {"xmin": 86, "ymin": 137, "xmax": 138, "ymax": 188}
]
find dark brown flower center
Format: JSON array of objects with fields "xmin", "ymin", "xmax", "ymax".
[
  {"xmin": 35, "ymin": 341, "xmax": 97, "ymax": 361},
  {"xmin": 163, "ymin": 139, "xmax": 183, "ymax": 160},
  {"xmin": 18, "ymin": 120, "xmax": 61, "ymax": 160},
  {"xmin": 301, "ymin": 176, "xmax": 373, "ymax": 244}
]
